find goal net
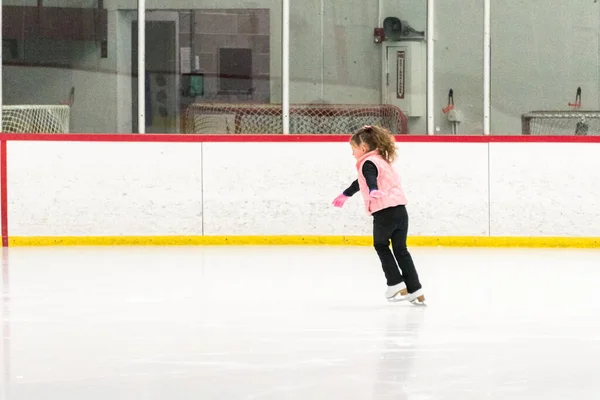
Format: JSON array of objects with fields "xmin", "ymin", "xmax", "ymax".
[
  {"xmin": 2, "ymin": 105, "xmax": 70, "ymax": 133},
  {"xmin": 521, "ymin": 111, "xmax": 600, "ymax": 135},
  {"xmin": 183, "ymin": 103, "xmax": 408, "ymax": 134}
]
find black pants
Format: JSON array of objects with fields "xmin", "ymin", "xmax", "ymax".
[{"xmin": 372, "ymin": 205, "xmax": 422, "ymax": 293}]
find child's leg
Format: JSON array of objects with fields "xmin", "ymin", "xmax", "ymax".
[
  {"xmin": 390, "ymin": 230, "xmax": 422, "ymax": 293},
  {"xmin": 390, "ymin": 206, "xmax": 423, "ymax": 294},
  {"xmin": 372, "ymin": 209, "xmax": 404, "ymax": 287}
]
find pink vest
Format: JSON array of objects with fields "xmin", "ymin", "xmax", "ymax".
[{"xmin": 356, "ymin": 150, "xmax": 407, "ymax": 215}]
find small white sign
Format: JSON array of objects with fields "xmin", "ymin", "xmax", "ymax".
[
  {"xmin": 180, "ymin": 47, "xmax": 191, "ymax": 74},
  {"xmin": 397, "ymin": 51, "xmax": 405, "ymax": 99}
]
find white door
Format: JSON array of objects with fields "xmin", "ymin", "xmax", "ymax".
[{"xmin": 384, "ymin": 42, "xmax": 426, "ymax": 117}]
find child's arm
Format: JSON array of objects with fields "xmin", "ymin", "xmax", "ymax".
[
  {"xmin": 362, "ymin": 161, "xmax": 379, "ymax": 192},
  {"xmin": 333, "ymin": 161, "xmax": 380, "ymax": 207},
  {"xmin": 343, "ymin": 161, "xmax": 379, "ymax": 196},
  {"xmin": 342, "ymin": 180, "xmax": 359, "ymax": 196}
]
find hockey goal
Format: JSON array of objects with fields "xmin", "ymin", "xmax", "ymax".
[
  {"xmin": 521, "ymin": 110, "xmax": 600, "ymax": 135},
  {"xmin": 2, "ymin": 105, "xmax": 70, "ymax": 133},
  {"xmin": 183, "ymin": 103, "xmax": 408, "ymax": 134}
]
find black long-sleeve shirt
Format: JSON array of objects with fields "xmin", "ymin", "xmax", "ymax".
[{"xmin": 343, "ymin": 160, "xmax": 378, "ymax": 196}]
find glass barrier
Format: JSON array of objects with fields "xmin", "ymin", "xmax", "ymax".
[
  {"xmin": 434, "ymin": 2, "xmax": 483, "ymax": 135},
  {"xmin": 10, "ymin": 2, "xmax": 595, "ymax": 135},
  {"xmin": 289, "ymin": 0, "xmax": 428, "ymax": 134},
  {"xmin": 144, "ymin": 1, "xmax": 281, "ymax": 134},
  {"xmin": 2, "ymin": 1, "xmax": 281, "ymax": 134},
  {"xmin": 2, "ymin": 0, "xmax": 138, "ymax": 133},
  {"xmin": 491, "ymin": 3, "xmax": 600, "ymax": 135}
]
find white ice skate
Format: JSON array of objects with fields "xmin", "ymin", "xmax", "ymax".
[
  {"xmin": 385, "ymin": 282, "xmax": 408, "ymax": 302},
  {"xmin": 405, "ymin": 288, "xmax": 427, "ymax": 306}
]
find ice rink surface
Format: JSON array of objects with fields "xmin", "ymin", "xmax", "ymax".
[{"xmin": 1, "ymin": 245, "xmax": 600, "ymax": 399}]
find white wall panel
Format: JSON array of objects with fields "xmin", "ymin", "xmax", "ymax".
[
  {"xmin": 489, "ymin": 143, "xmax": 600, "ymax": 236},
  {"xmin": 395, "ymin": 143, "xmax": 489, "ymax": 236},
  {"xmin": 202, "ymin": 142, "xmax": 368, "ymax": 236},
  {"xmin": 202, "ymin": 142, "xmax": 489, "ymax": 236},
  {"xmin": 7, "ymin": 142, "xmax": 203, "ymax": 236}
]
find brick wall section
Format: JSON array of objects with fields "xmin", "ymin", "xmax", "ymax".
[{"xmin": 179, "ymin": 9, "xmax": 270, "ymax": 103}]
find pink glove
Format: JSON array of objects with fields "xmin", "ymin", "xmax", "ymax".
[
  {"xmin": 332, "ymin": 194, "xmax": 349, "ymax": 208},
  {"xmin": 369, "ymin": 190, "xmax": 385, "ymax": 198}
]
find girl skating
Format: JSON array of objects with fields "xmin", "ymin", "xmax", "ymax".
[{"xmin": 332, "ymin": 125, "xmax": 426, "ymax": 305}]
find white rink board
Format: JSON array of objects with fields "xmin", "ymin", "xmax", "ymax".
[
  {"xmin": 202, "ymin": 142, "xmax": 368, "ymax": 236},
  {"xmin": 394, "ymin": 143, "xmax": 489, "ymax": 236},
  {"xmin": 202, "ymin": 142, "xmax": 489, "ymax": 236},
  {"xmin": 7, "ymin": 141, "xmax": 203, "ymax": 236},
  {"xmin": 5, "ymin": 139, "xmax": 600, "ymax": 239},
  {"xmin": 489, "ymin": 143, "xmax": 600, "ymax": 237}
]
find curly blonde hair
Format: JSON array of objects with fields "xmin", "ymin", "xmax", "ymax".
[{"xmin": 350, "ymin": 125, "xmax": 397, "ymax": 163}]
